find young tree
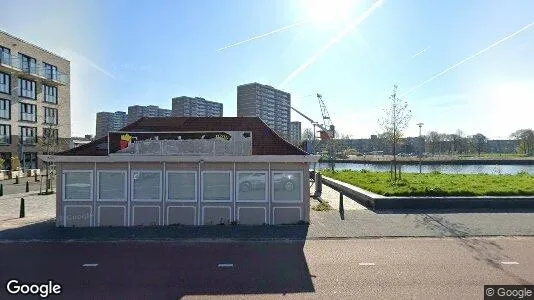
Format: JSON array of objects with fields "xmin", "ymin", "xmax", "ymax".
[
  {"xmin": 378, "ymin": 85, "xmax": 412, "ymax": 181},
  {"xmin": 39, "ymin": 124, "xmax": 68, "ymax": 194},
  {"xmin": 511, "ymin": 129, "xmax": 534, "ymax": 156}
]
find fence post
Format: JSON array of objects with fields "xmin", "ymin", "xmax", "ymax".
[
  {"xmin": 25, "ymin": 181, "xmax": 29, "ymax": 192},
  {"xmin": 314, "ymin": 172, "xmax": 322, "ymax": 198},
  {"xmin": 339, "ymin": 192, "xmax": 344, "ymax": 208},
  {"xmin": 15, "ymin": 175, "xmax": 19, "ymax": 185},
  {"xmin": 34, "ymin": 172, "xmax": 38, "ymax": 182},
  {"xmin": 0, "ymin": 183, "xmax": 3, "ymax": 196},
  {"xmin": 19, "ymin": 198, "xmax": 25, "ymax": 218}
]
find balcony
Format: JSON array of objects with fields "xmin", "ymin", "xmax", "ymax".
[
  {"xmin": 21, "ymin": 136, "xmax": 36, "ymax": 145},
  {"xmin": 0, "ymin": 54, "xmax": 69, "ymax": 85},
  {"xmin": 0, "ymin": 135, "xmax": 10, "ymax": 145}
]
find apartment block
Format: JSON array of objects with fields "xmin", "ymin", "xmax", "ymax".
[
  {"xmin": 289, "ymin": 121, "xmax": 302, "ymax": 143},
  {"xmin": 95, "ymin": 111, "xmax": 127, "ymax": 139},
  {"xmin": 127, "ymin": 105, "xmax": 172, "ymax": 124},
  {"xmin": 237, "ymin": 83, "xmax": 290, "ymax": 139},
  {"xmin": 172, "ymin": 96, "xmax": 223, "ymax": 117},
  {"xmin": 0, "ymin": 30, "xmax": 71, "ymax": 170}
]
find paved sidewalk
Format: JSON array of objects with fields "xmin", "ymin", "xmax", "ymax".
[{"xmin": 1, "ymin": 187, "xmax": 534, "ymax": 241}]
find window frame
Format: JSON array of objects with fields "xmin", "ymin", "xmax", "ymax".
[
  {"xmin": 165, "ymin": 171, "xmax": 197, "ymax": 202},
  {"xmin": 0, "ymin": 72, "xmax": 10, "ymax": 94},
  {"xmin": 0, "ymin": 98, "xmax": 10, "ymax": 119},
  {"xmin": 236, "ymin": 171, "xmax": 268, "ymax": 203},
  {"xmin": 0, "ymin": 124, "xmax": 11, "ymax": 144},
  {"xmin": 97, "ymin": 170, "xmax": 127, "ymax": 202},
  {"xmin": 43, "ymin": 84, "xmax": 58, "ymax": 104},
  {"xmin": 271, "ymin": 171, "xmax": 304, "ymax": 203},
  {"xmin": 62, "ymin": 170, "xmax": 94, "ymax": 202},
  {"xmin": 18, "ymin": 78, "xmax": 36, "ymax": 99},
  {"xmin": 44, "ymin": 107, "xmax": 58, "ymax": 124},
  {"xmin": 20, "ymin": 103, "xmax": 37, "ymax": 122},
  {"xmin": 201, "ymin": 170, "xmax": 233, "ymax": 202},
  {"xmin": 131, "ymin": 170, "xmax": 162, "ymax": 202},
  {"xmin": 20, "ymin": 126, "xmax": 37, "ymax": 145}
]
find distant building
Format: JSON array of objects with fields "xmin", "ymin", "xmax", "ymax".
[
  {"xmin": 289, "ymin": 121, "xmax": 301, "ymax": 143},
  {"xmin": 95, "ymin": 111, "xmax": 128, "ymax": 138},
  {"xmin": 127, "ymin": 105, "xmax": 171, "ymax": 124},
  {"xmin": 237, "ymin": 83, "xmax": 290, "ymax": 139},
  {"xmin": 172, "ymin": 96, "xmax": 223, "ymax": 117}
]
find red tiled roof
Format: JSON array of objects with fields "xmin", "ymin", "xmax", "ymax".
[{"xmin": 59, "ymin": 117, "xmax": 309, "ymax": 156}]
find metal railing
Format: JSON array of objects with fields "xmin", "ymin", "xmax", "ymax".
[
  {"xmin": 0, "ymin": 135, "xmax": 10, "ymax": 144},
  {"xmin": 21, "ymin": 136, "xmax": 36, "ymax": 145},
  {"xmin": 0, "ymin": 54, "xmax": 69, "ymax": 85}
]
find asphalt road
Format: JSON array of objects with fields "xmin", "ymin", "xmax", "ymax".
[{"xmin": 0, "ymin": 237, "xmax": 532, "ymax": 299}]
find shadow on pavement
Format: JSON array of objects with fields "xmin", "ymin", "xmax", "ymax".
[
  {"xmin": 0, "ymin": 219, "xmax": 310, "ymax": 242},
  {"xmin": 373, "ymin": 208, "xmax": 534, "ymax": 214},
  {"xmin": 0, "ymin": 223, "xmax": 315, "ymax": 298}
]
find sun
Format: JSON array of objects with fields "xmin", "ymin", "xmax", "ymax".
[{"xmin": 303, "ymin": 0, "xmax": 358, "ymax": 26}]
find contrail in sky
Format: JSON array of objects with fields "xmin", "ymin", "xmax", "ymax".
[
  {"xmin": 279, "ymin": 0, "xmax": 384, "ymax": 88},
  {"xmin": 216, "ymin": 21, "xmax": 307, "ymax": 52},
  {"xmin": 411, "ymin": 46, "xmax": 430, "ymax": 58},
  {"xmin": 403, "ymin": 21, "xmax": 534, "ymax": 96}
]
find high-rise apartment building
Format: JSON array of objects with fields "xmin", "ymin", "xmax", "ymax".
[
  {"xmin": 95, "ymin": 111, "xmax": 127, "ymax": 139},
  {"xmin": 127, "ymin": 105, "xmax": 171, "ymax": 124},
  {"xmin": 0, "ymin": 30, "xmax": 71, "ymax": 170},
  {"xmin": 289, "ymin": 121, "xmax": 302, "ymax": 143},
  {"xmin": 172, "ymin": 96, "xmax": 223, "ymax": 117},
  {"xmin": 237, "ymin": 83, "xmax": 290, "ymax": 139}
]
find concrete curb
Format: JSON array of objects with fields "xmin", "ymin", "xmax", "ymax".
[
  {"xmin": 1, "ymin": 235, "xmax": 533, "ymax": 243},
  {"xmin": 321, "ymin": 176, "xmax": 534, "ymax": 210}
]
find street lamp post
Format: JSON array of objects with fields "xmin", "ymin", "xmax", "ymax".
[{"xmin": 417, "ymin": 123, "xmax": 424, "ymax": 174}]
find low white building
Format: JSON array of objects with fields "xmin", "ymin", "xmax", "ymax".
[{"xmin": 40, "ymin": 117, "xmax": 319, "ymax": 227}]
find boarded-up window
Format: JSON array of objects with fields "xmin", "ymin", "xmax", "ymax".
[
  {"xmin": 202, "ymin": 172, "xmax": 231, "ymax": 201},
  {"xmin": 272, "ymin": 172, "xmax": 302, "ymax": 202},
  {"xmin": 237, "ymin": 172, "xmax": 267, "ymax": 202},
  {"xmin": 132, "ymin": 171, "xmax": 161, "ymax": 201},
  {"xmin": 64, "ymin": 171, "xmax": 92, "ymax": 200},
  {"xmin": 167, "ymin": 172, "xmax": 196, "ymax": 201},
  {"xmin": 98, "ymin": 171, "xmax": 126, "ymax": 201}
]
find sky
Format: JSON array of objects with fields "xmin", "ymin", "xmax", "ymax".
[{"xmin": 1, "ymin": 0, "xmax": 533, "ymax": 139}]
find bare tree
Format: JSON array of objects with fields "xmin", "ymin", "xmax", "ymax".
[
  {"xmin": 39, "ymin": 124, "xmax": 68, "ymax": 194},
  {"xmin": 378, "ymin": 85, "xmax": 412, "ymax": 181},
  {"xmin": 302, "ymin": 128, "xmax": 315, "ymax": 141},
  {"xmin": 511, "ymin": 129, "xmax": 534, "ymax": 156},
  {"xmin": 470, "ymin": 133, "xmax": 487, "ymax": 156}
]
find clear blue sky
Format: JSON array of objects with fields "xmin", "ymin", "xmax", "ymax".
[{"xmin": 1, "ymin": 0, "xmax": 533, "ymax": 138}]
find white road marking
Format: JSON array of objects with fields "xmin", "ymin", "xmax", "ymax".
[
  {"xmin": 218, "ymin": 263, "xmax": 234, "ymax": 268},
  {"xmin": 501, "ymin": 261, "xmax": 519, "ymax": 265},
  {"xmin": 358, "ymin": 262, "xmax": 375, "ymax": 266},
  {"xmin": 82, "ymin": 263, "xmax": 99, "ymax": 267}
]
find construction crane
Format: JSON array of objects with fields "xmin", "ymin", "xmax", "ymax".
[
  {"xmin": 289, "ymin": 93, "xmax": 335, "ymax": 154},
  {"xmin": 316, "ymin": 93, "xmax": 335, "ymax": 140}
]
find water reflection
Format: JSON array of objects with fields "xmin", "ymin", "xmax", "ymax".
[{"xmin": 315, "ymin": 163, "xmax": 534, "ymax": 175}]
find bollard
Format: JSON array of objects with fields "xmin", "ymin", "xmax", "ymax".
[
  {"xmin": 34, "ymin": 172, "xmax": 38, "ymax": 182},
  {"xmin": 314, "ymin": 172, "xmax": 322, "ymax": 198},
  {"xmin": 0, "ymin": 183, "xmax": 2, "ymax": 196},
  {"xmin": 19, "ymin": 198, "xmax": 25, "ymax": 218},
  {"xmin": 26, "ymin": 181, "xmax": 29, "ymax": 192},
  {"xmin": 339, "ymin": 192, "xmax": 344, "ymax": 208},
  {"xmin": 15, "ymin": 175, "xmax": 19, "ymax": 185}
]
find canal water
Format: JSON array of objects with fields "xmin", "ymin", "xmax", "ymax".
[{"xmin": 315, "ymin": 163, "xmax": 534, "ymax": 175}]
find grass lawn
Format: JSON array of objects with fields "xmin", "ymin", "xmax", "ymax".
[{"xmin": 321, "ymin": 169, "xmax": 534, "ymax": 196}]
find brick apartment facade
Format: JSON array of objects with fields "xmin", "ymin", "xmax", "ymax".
[{"xmin": 0, "ymin": 30, "xmax": 71, "ymax": 170}]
